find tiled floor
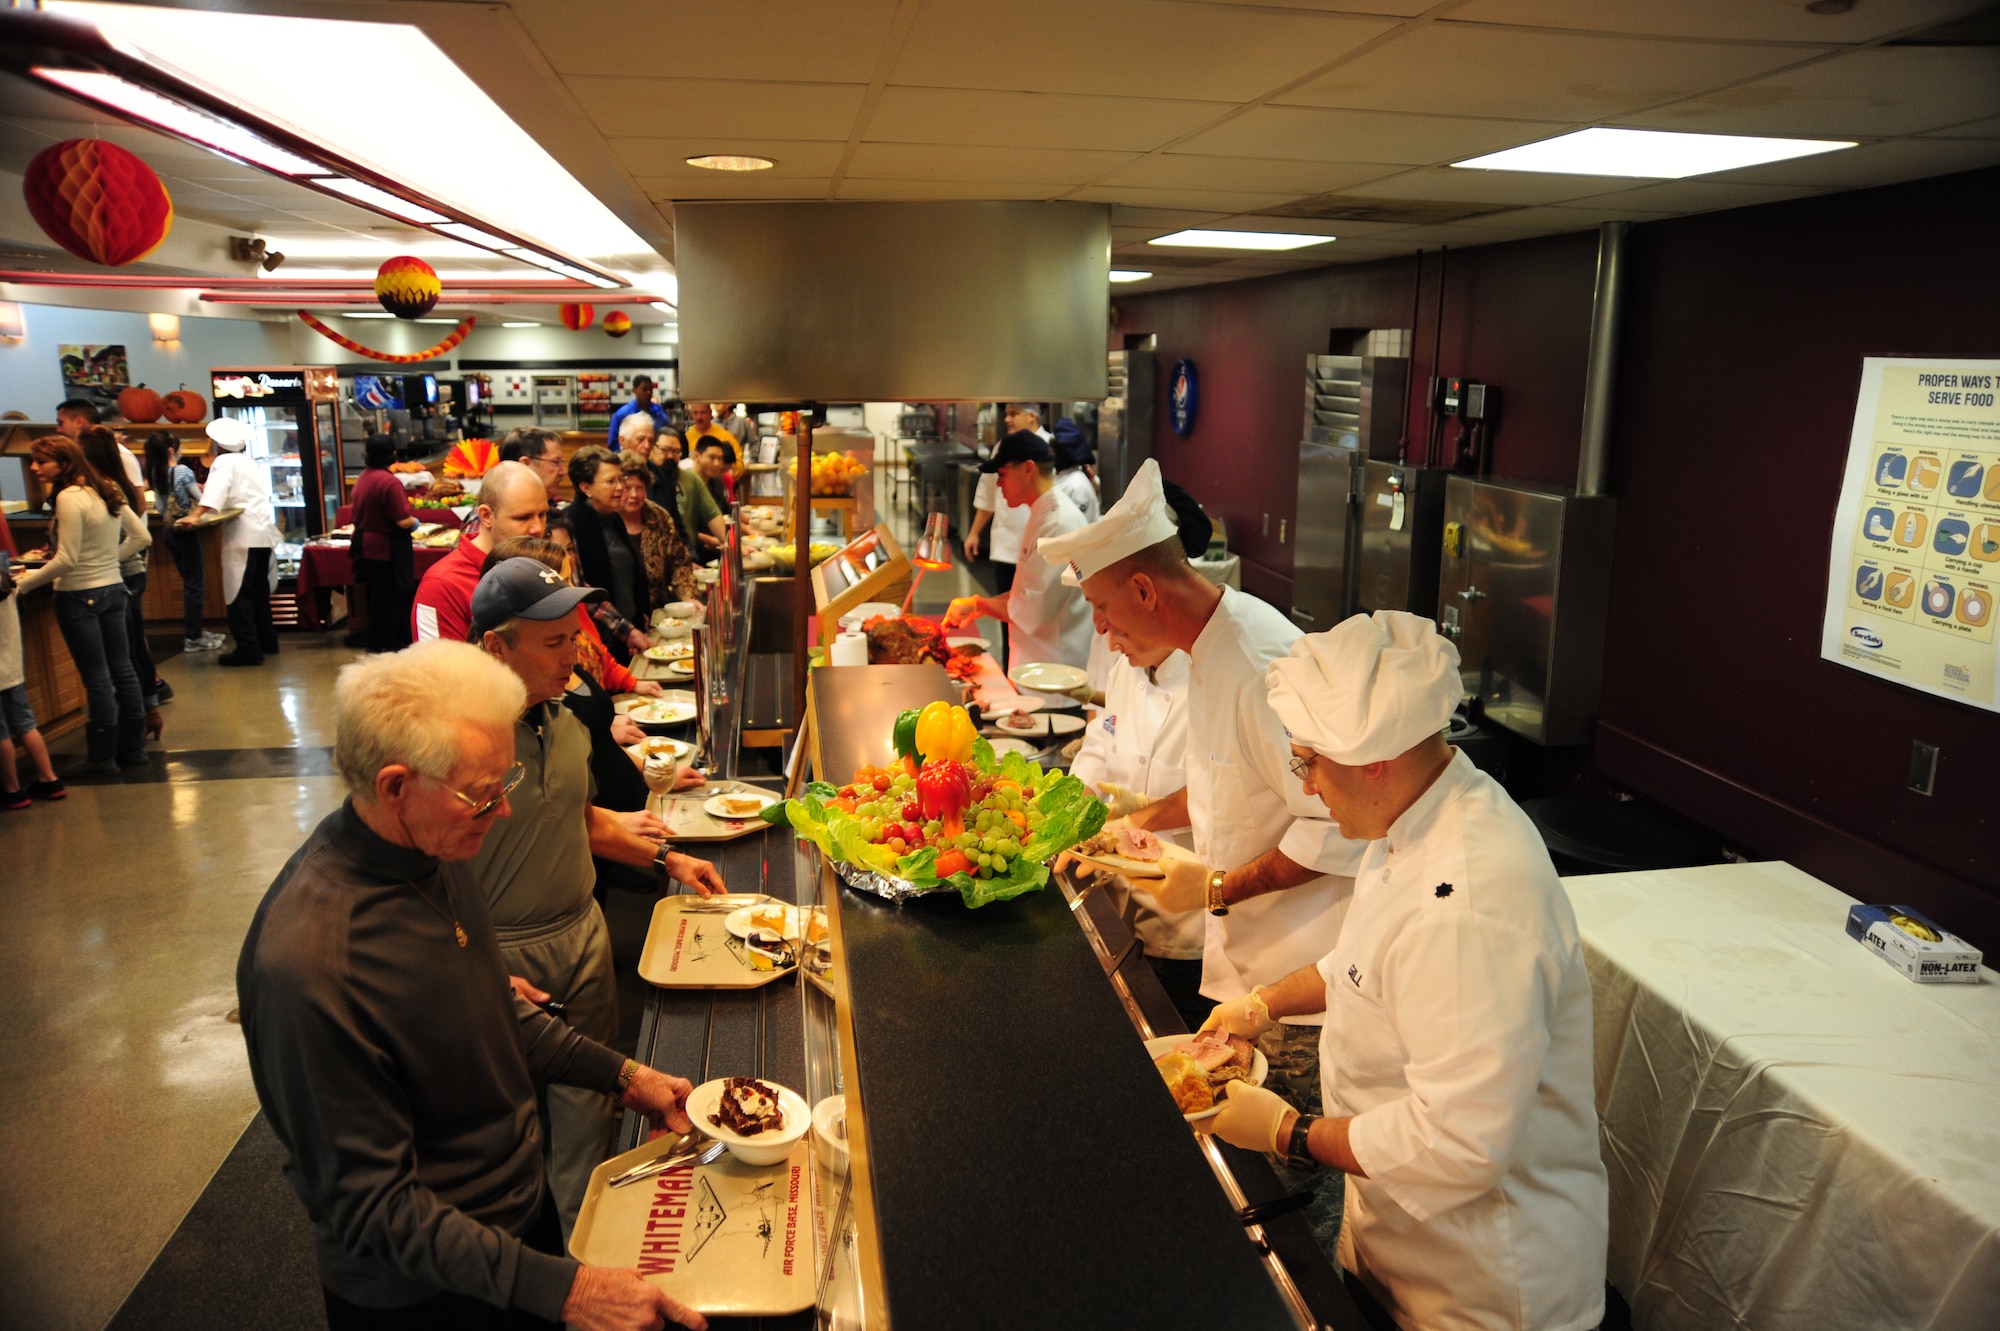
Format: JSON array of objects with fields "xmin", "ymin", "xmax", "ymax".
[{"xmin": 0, "ymin": 633, "xmax": 356, "ymax": 1331}]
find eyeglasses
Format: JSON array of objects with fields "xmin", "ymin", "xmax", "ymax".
[
  {"xmin": 529, "ymin": 453, "xmax": 562, "ymax": 471},
  {"xmin": 431, "ymin": 762, "xmax": 525, "ymax": 818},
  {"xmin": 1287, "ymin": 752, "xmax": 1316, "ymax": 783}
]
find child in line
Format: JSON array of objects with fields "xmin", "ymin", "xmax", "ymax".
[{"xmin": 0, "ymin": 551, "xmax": 67, "ymax": 810}]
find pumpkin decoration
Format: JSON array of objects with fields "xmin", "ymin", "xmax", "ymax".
[
  {"xmin": 117, "ymin": 384, "xmax": 164, "ymax": 424},
  {"xmin": 375, "ymin": 255, "xmax": 440, "ymax": 320},
  {"xmin": 559, "ymin": 302, "xmax": 594, "ymax": 331},
  {"xmin": 22, "ymin": 138, "xmax": 174, "ymax": 267},
  {"xmin": 602, "ymin": 310, "xmax": 631, "ymax": 338},
  {"xmin": 160, "ymin": 386, "xmax": 206, "ymax": 424}
]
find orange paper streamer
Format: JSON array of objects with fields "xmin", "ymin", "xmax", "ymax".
[{"xmin": 297, "ymin": 310, "xmax": 475, "ymax": 362}]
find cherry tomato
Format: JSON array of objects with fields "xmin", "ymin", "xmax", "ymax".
[
  {"xmin": 873, "ymin": 774, "xmax": 892, "ymax": 792},
  {"xmin": 902, "ymin": 801, "xmax": 923, "ymax": 823}
]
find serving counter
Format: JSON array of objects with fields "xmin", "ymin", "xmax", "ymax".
[{"xmin": 621, "ymin": 641, "xmax": 1366, "ymax": 1327}]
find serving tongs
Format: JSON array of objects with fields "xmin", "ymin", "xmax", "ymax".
[{"xmin": 608, "ymin": 1134, "xmax": 729, "ymax": 1188}]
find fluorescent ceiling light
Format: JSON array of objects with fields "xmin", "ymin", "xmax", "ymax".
[
  {"xmin": 414, "ymin": 317, "xmax": 460, "ymax": 324},
  {"xmin": 504, "ymin": 249, "xmax": 619, "ymax": 288},
  {"xmin": 686, "ymin": 154, "xmax": 775, "ymax": 171},
  {"xmin": 253, "ymin": 236, "xmax": 487, "ymax": 260},
  {"xmin": 650, "ymin": 302, "xmax": 677, "ymax": 314},
  {"xmin": 30, "ymin": 66, "xmax": 322, "ymax": 175},
  {"xmin": 501, "ymin": 321, "xmax": 539, "ymax": 328},
  {"xmin": 344, "ymin": 312, "xmax": 396, "ymax": 319},
  {"xmin": 1149, "ymin": 230, "xmax": 1333, "ymax": 251},
  {"xmin": 433, "ymin": 221, "xmax": 512, "ymax": 250},
  {"xmin": 1109, "ymin": 270, "xmax": 1152, "ymax": 283},
  {"xmin": 1452, "ymin": 128, "xmax": 1855, "ymax": 178},
  {"xmin": 255, "ymin": 267, "xmax": 547, "ymax": 282},
  {"xmin": 48, "ymin": 2, "xmax": 656, "ymax": 263},
  {"xmin": 312, "ymin": 177, "xmax": 449, "ymax": 226}
]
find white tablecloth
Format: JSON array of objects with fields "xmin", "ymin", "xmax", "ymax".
[{"xmin": 1565, "ymin": 862, "xmax": 2000, "ymax": 1331}]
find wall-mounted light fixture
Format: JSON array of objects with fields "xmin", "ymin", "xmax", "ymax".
[
  {"xmin": 148, "ymin": 311, "xmax": 180, "ymax": 342},
  {"xmin": 0, "ymin": 301, "xmax": 24, "ymax": 341}
]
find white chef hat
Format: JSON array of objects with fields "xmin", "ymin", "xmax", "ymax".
[
  {"xmin": 1266, "ymin": 611, "xmax": 1464, "ymax": 765},
  {"xmin": 206, "ymin": 417, "xmax": 253, "ymax": 452},
  {"xmin": 1038, "ymin": 458, "xmax": 1179, "ymax": 587}
]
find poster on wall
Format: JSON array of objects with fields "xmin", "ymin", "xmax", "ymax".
[
  {"xmin": 58, "ymin": 343, "xmax": 130, "ymax": 414},
  {"xmin": 1820, "ymin": 356, "xmax": 2000, "ymax": 712}
]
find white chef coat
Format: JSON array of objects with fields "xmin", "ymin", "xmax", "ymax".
[
  {"xmin": 972, "ymin": 470, "xmax": 1028, "ymax": 565},
  {"xmin": 1005, "ymin": 487, "xmax": 1093, "ymax": 672},
  {"xmin": 1055, "ymin": 467, "xmax": 1100, "ymax": 524},
  {"xmin": 1185, "ymin": 587, "xmax": 1362, "ymax": 1006},
  {"xmin": 197, "ymin": 451, "xmax": 281, "ymax": 602},
  {"xmin": 1321, "ymin": 750, "xmax": 1607, "ymax": 1331},
  {"xmin": 1069, "ymin": 650, "xmax": 1202, "ymax": 959}
]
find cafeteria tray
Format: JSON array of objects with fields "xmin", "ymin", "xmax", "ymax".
[
  {"xmin": 650, "ymin": 781, "xmax": 783, "ymax": 842},
  {"xmin": 639, "ymin": 895, "xmax": 798, "ymax": 989},
  {"xmin": 571, "ymin": 1133, "xmax": 818, "ymax": 1316}
]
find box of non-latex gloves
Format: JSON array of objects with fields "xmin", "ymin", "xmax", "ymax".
[{"xmin": 1845, "ymin": 905, "xmax": 1983, "ymax": 983}]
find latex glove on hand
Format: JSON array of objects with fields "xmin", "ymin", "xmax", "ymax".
[
  {"xmin": 1143, "ymin": 847, "xmax": 1211, "ymax": 914},
  {"xmin": 1200, "ymin": 986, "xmax": 1276, "ymax": 1040},
  {"xmin": 1209, "ymin": 1081, "xmax": 1295, "ymax": 1155},
  {"xmin": 942, "ymin": 596, "xmax": 983, "ymax": 630},
  {"xmin": 1098, "ymin": 782, "xmax": 1150, "ymax": 820}
]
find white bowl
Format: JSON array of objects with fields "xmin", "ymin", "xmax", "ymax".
[
  {"xmin": 1142, "ymin": 1034, "xmax": 1269, "ymax": 1124},
  {"xmin": 684, "ymin": 1079, "xmax": 812, "ymax": 1165},
  {"xmin": 663, "ymin": 600, "xmax": 701, "ymax": 619}
]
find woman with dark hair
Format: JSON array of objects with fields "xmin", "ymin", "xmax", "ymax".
[
  {"xmin": 565, "ymin": 445, "xmax": 647, "ymax": 663},
  {"xmin": 144, "ymin": 432, "xmax": 222, "ymax": 653},
  {"xmin": 15, "ymin": 436, "xmax": 150, "ymax": 770},
  {"xmin": 347, "ymin": 433, "xmax": 418, "ymax": 652},
  {"xmin": 614, "ymin": 454, "xmax": 701, "ymax": 612},
  {"xmin": 79, "ymin": 427, "xmax": 166, "ymax": 739}
]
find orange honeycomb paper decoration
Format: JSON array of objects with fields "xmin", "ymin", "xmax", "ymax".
[
  {"xmin": 602, "ymin": 310, "xmax": 631, "ymax": 338},
  {"xmin": 559, "ymin": 302, "xmax": 595, "ymax": 331},
  {"xmin": 22, "ymin": 138, "xmax": 174, "ymax": 267},
  {"xmin": 375, "ymin": 255, "xmax": 440, "ymax": 319}
]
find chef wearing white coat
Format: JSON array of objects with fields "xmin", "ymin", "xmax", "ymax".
[
  {"xmin": 1207, "ymin": 612, "xmax": 1608, "ymax": 1331},
  {"xmin": 943, "ymin": 431, "xmax": 1092, "ymax": 673},
  {"xmin": 184, "ymin": 417, "xmax": 281, "ymax": 667},
  {"xmin": 963, "ymin": 406, "xmax": 1045, "ymax": 658}
]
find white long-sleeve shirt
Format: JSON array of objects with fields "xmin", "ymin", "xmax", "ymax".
[
  {"xmin": 1005, "ymin": 487, "xmax": 1093, "ymax": 672},
  {"xmin": 14, "ymin": 485, "xmax": 149, "ymax": 594},
  {"xmin": 1185, "ymin": 587, "xmax": 1362, "ymax": 1004},
  {"xmin": 1322, "ymin": 751, "xmax": 1607, "ymax": 1331},
  {"xmin": 972, "ymin": 470, "xmax": 1028, "ymax": 565},
  {"xmin": 1070, "ymin": 650, "xmax": 1201, "ymax": 959}
]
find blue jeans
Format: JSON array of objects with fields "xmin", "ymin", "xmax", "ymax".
[
  {"xmin": 166, "ymin": 525, "xmax": 207, "ymax": 640},
  {"xmin": 52, "ymin": 583, "xmax": 144, "ymax": 729}
]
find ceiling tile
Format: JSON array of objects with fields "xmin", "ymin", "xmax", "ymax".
[
  {"xmin": 1695, "ymin": 135, "xmax": 2000, "ymax": 188},
  {"xmin": 639, "ymin": 175, "xmax": 834, "ymax": 201},
  {"xmin": 1365, "ymin": 221, "xmax": 1559, "ymax": 244},
  {"xmin": 1449, "ymin": 0, "xmax": 1989, "ymax": 43},
  {"xmin": 1099, "ymin": 154, "xmax": 1399, "ymax": 193},
  {"xmin": 567, "ymin": 77, "xmax": 867, "ymax": 141},
  {"xmin": 1620, "ymin": 46, "xmax": 2000, "ymax": 138},
  {"xmin": 844, "ymin": 142, "xmax": 1137, "ymax": 183},
  {"xmin": 1069, "ymin": 183, "xmax": 1307, "ymax": 212},
  {"xmin": 510, "ymin": 0, "xmax": 902, "ymax": 80},
  {"xmin": 1482, "ymin": 203, "xmax": 1681, "ymax": 229},
  {"xmin": 893, "ymin": 0, "xmax": 1398, "ymax": 102},
  {"xmin": 1108, "ymin": 205, "xmax": 1236, "ymax": 228},
  {"xmin": 608, "ymin": 138, "xmax": 845, "ymax": 177},
  {"xmin": 866, "ymin": 87, "xmax": 1231, "ymax": 152},
  {"xmin": 1339, "ymin": 167, "xmax": 1624, "ymax": 205},
  {"xmin": 1277, "ymin": 26, "xmax": 1828, "ymax": 121},
  {"xmin": 1561, "ymin": 177, "xmax": 1836, "ymax": 212},
  {"xmin": 1174, "ymin": 105, "xmax": 1571, "ymax": 166},
  {"xmin": 1921, "ymin": 115, "xmax": 2000, "ymax": 138},
  {"xmin": 833, "ymin": 178, "xmax": 1068, "ymax": 200}
]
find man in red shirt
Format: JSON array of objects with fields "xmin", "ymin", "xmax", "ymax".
[{"xmin": 411, "ymin": 462, "xmax": 549, "ymax": 644}]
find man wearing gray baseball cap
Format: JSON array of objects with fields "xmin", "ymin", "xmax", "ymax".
[{"xmin": 467, "ymin": 558, "xmax": 727, "ymax": 1238}]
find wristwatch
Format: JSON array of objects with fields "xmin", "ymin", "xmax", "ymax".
[
  {"xmin": 653, "ymin": 842, "xmax": 672, "ymax": 876},
  {"xmin": 1207, "ymin": 869, "xmax": 1230, "ymax": 917},
  {"xmin": 616, "ymin": 1058, "xmax": 642, "ymax": 1097},
  {"xmin": 1287, "ymin": 1114, "xmax": 1319, "ymax": 1170}
]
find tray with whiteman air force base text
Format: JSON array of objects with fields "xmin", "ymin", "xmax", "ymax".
[
  {"xmin": 647, "ymin": 780, "xmax": 784, "ymax": 841},
  {"xmin": 638, "ymin": 894, "xmax": 800, "ymax": 990}
]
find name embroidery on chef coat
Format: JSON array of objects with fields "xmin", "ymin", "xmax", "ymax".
[
  {"xmin": 1347, "ymin": 964, "xmax": 1362, "ymax": 987},
  {"xmin": 1435, "ymin": 882, "xmax": 1454, "ymax": 898},
  {"xmin": 1103, "ymin": 714, "xmax": 1117, "ymax": 737}
]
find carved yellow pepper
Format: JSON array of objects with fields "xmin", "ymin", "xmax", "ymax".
[{"xmin": 914, "ymin": 701, "xmax": 976, "ymax": 764}]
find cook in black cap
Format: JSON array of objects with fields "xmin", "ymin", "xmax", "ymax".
[
  {"xmin": 947, "ymin": 430, "xmax": 1095, "ymax": 671},
  {"xmin": 976, "ymin": 428, "xmax": 1055, "ymax": 474}
]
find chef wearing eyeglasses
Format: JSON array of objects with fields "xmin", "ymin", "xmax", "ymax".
[{"xmin": 1205, "ymin": 611, "xmax": 1608, "ymax": 1331}]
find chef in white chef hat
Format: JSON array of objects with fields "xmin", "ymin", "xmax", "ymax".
[
  {"xmin": 1203, "ymin": 610, "xmax": 1610, "ymax": 1331},
  {"xmin": 182, "ymin": 416, "xmax": 283, "ymax": 663}
]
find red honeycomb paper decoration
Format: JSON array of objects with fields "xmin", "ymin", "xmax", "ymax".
[
  {"xmin": 559, "ymin": 302, "xmax": 595, "ymax": 331},
  {"xmin": 22, "ymin": 139, "xmax": 174, "ymax": 267},
  {"xmin": 375, "ymin": 255, "xmax": 440, "ymax": 319},
  {"xmin": 602, "ymin": 310, "xmax": 631, "ymax": 338}
]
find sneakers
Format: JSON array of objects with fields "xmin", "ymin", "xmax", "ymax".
[
  {"xmin": 185, "ymin": 633, "xmax": 227, "ymax": 652},
  {"xmin": 27, "ymin": 779, "xmax": 65, "ymax": 801},
  {"xmin": 0, "ymin": 789, "xmax": 27, "ymax": 812}
]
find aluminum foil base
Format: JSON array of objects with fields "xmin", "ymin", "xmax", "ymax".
[{"xmin": 833, "ymin": 859, "xmax": 954, "ymax": 905}]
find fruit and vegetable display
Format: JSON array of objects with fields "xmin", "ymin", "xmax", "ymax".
[
  {"xmin": 763, "ymin": 701, "xmax": 1105, "ymax": 908},
  {"xmin": 810, "ymin": 450, "xmax": 868, "ymax": 496},
  {"xmin": 765, "ymin": 541, "xmax": 841, "ymax": 573}
]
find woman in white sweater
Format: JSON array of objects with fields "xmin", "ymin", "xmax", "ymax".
[{"xmin": 17, "ymin": 436, "xmax": 151, "ymax": 771}]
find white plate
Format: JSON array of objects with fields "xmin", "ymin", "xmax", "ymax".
[
  {"xmin": 662, "ymin": 600, "xmax": 702, "ymax": 619},
  {"xmin": 946, "ymin": 635, "xmax": 990, "ymax": 654},
  {"xmin": 979, "ymin": 693, "xmax": 1045, "ymax": 717},
  {"xmin": 705, "ymin": 790, "xmax": 779, "ymax": 820},
  {"xmin": 987, "ymin": 737, "xmax": 1042, "ymax": 759},
  {"xmin": 643, "ymin": 641, "xmax": 693, "ymax": 661},
  {"xmin": 987, "ymin": 711, "xmax": 1085, "ymax": 739},
  {"xmin": 723, "ymin": 903, "xmax": 827, "ymax": 942},
  {"xmin": 623, "ymin": 699, "xmax": 697, "ymax": 726},
  {"xmin": 1009, "ymin": 661, "xmax": 1090, "ymax": 693},
  {"xmin": 664, "ymin": 659, "xmax": 696, "ymax": 676},
  {"xmin": 623, "ymin": 737, "xmax": 693, "ymax": 764},
  {"xmin": 1143, "ymin": 1035, "xmax": 1270, "ymax": 1124},
  {"xmin": 683, "ymin": 1079, "xmax": 813, "ymax": 1165}
]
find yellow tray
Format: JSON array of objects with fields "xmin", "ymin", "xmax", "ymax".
[{"xmin": 638, "ymin": 896, "xmax": 798, "ymax": 990}]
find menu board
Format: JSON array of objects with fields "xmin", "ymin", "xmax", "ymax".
[{"xmin": 1821, "ymin": 357, "xmax": 2000, "ymax": 711}]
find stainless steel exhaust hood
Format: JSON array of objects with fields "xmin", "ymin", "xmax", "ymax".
[{"xmin": 675, "ymin": 201, "xmax": 1111, "ymax": 402}]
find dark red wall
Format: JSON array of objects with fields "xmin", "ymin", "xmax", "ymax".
[{"xmin": 1115, "ymin": 166, "xmax": 2000, "ymax": 948}]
